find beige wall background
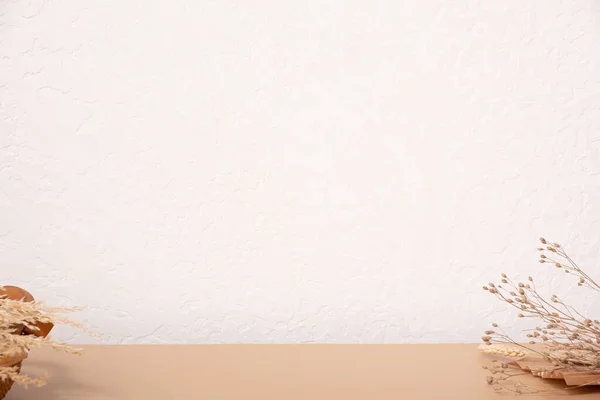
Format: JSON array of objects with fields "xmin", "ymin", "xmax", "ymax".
[{"xmin": 1, "ymin": 1, "xmax": 599, "ymax": 343}]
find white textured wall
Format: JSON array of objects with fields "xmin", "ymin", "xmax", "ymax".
[{"xmin": 1, "ymin": 1, "xmax": 600, "ymax": 344}]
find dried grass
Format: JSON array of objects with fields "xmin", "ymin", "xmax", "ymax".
[
  {"xmin": 0, "ymin": 293, "xmax": 85, "ymax": 388},
  {"xmin": 481, "ymin": 238, "xmax": 600, "ymax": 394}
]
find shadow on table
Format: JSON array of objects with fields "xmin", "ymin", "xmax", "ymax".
[{"xmin": 8, "ymin": 359, "xmax": 115, "ymax": 400}]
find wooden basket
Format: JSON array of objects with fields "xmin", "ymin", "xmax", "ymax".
[
  {"xmin": 0, "ymin": 353, "xmax": 25, "ymax": 400},
  {"xmin": 0, "ymin": 286, "xmax": 53, "ymax": 400},
  {"xmin": 0, "ymin": 364, "xmax": 19, "ymax": 400}
]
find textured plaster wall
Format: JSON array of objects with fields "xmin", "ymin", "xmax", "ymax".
[{"xmin": 1, "ymin": 1, "xmax": 600, "ymax": 344}]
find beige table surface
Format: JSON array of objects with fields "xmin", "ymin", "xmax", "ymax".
[{"xmin": 8, "ymin": 344, "xmax": 600, "ymax": 400}]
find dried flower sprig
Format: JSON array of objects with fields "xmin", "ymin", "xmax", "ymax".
[
  {"xmin": 0, "ymin": 292, "xmax": 87, "ymax": 388},
  {"xmin": 482, "ymin": 359, "xmax": 541, "ymax": 395},
  {"xmin": 481, "ymin": 238, "xmax": 600, "ymax": 393}
]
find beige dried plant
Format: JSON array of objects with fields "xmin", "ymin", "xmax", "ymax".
[
  {"xmin": 481, "ymin": 238, "xmax": 600, "ymax": 394},
  {"xmin": 0, "ymin": 292, "xmax": 85, "ymax": 388}
]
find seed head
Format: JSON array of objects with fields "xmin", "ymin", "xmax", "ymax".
[{"xmin": 540, "ymin": 237, "xmax": 547, "ymax": 244}]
